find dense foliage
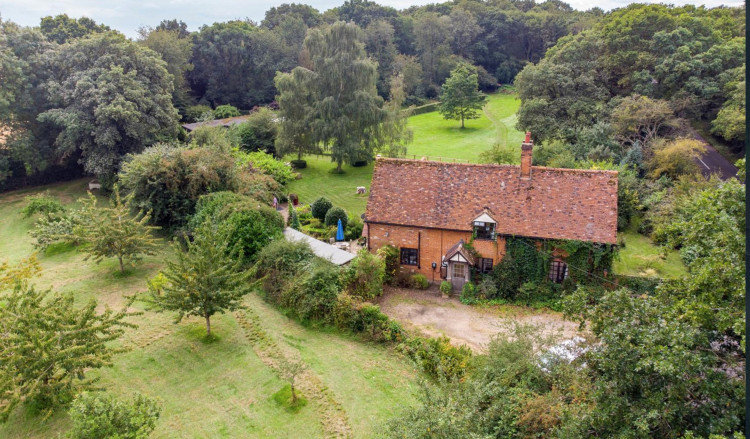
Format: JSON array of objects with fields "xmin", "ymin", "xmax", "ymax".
[
  {"xmin": 118, "ymin": 144, "xmax": 238, "ymax": 230},
  {"xmin": 0, "ymin": 282, "xmax": 135, "ymax": 421},
  {"xmin": 68, "ymin": 392, "xmax": 161, "ymax": 439}
]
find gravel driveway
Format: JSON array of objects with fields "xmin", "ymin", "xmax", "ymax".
[{"xmin": 378, "ymin": 287, "xmax": 581, "ymax": 352}]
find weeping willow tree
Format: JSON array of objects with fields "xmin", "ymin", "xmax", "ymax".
[{"xmin": 275, "ymin": 21, "xmax": 410, "ymax": 171}]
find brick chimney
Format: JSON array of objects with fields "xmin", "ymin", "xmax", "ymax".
[{"xmin": 520, "ymin": 131, "xmax": 533, "ymax": 179}]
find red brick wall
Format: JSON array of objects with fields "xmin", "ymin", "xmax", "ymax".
[{"xmin": 367, "ymin": 223, "xmax": 507, "ymax": 282}]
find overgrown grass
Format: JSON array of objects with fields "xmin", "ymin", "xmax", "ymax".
[
  {"xmin": 0, "ymin": 179, "xmax": 417, "ymax": 439},
  {"xmin": 613, "ymin": 220, "xmax": 687, "ymax": 279}
]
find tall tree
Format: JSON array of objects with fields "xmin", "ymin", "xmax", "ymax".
[
  {"xmin": 39, "ymin": 14, "xmax": 110, "ymax": 44},
  {"xmin": 150, "ymin": 223, "xmax": 252, "ymax": 337},
  {"xmin": 277, "ymin": 21, "xmax": 410, "ymax": 171},
  {"xmin": 76, "ymin": 187, "xmax": 161, "ymax": 273},
  {"xmin": 364, "ymin": 19, "xmax": 398, "ymax": 97},
  {"xmin": 439, "ymin": 64, "xmax": 487, "ymax": 128},
  {"xmin": 0, "ymin": 283, "xmax": 135, "ymax": 421},
  {"xmin": 413, "ymin": 12, "xmax": 452, "ymax": 89},
  {"xmin": 275, "ymin": 67, "xmax": 319, "ymax": 161},
  {"xmin": 448, "ymin": 8, "xmax": 481, "ymax": 60},
  {"xmin": 190, "ymin": 21, "xmax": 296, "ymax": 109},
  {"xmin": 137, "ymin": 27, "xmax": 194, "ymax": 117},
  {"xmin": 37, "ymin": 32, "xmax": 178, "ymax": 184}
]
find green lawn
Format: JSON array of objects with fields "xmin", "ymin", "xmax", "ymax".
[
  {"xmin": 613, "ymin": 219, "xmax": 687, "ymax": 279},
  {"xmin": 0, "ymin": 180, "xmax": 417, "ymax": 438},
  {"xmin": 285, "ymin": 91, "xmax": 524, "ymax": 218},
  {"xmin": 405, "ymin": 91, "xmax": 523, "ymax": 162}
]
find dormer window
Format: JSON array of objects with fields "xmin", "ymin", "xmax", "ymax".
[
  {"xmin": 473, "ymin": 221, "xmax": 496, "ymax": 240},
  {"xmin": 472, "ymin": 212, "xmax": 497, "ymax": 240}
]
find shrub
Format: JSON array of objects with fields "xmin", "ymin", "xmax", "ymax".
[
  {"xmin": 213, "ymin": 104, "xmax": 241, "ymax": 119},
  {"xmin": 118, "ymin": 144, "xmax": 238, "ymax": 231},
  {"xmin": 296, "ymin": 204, "xmax": 312, "ymax": 224},
  {"xmin": 490, "ymin": 257, "xmax": 522, "ymax": 300},
  {"xmin": 236, "ymin": 172, "xmax": 281, "ymax": 204},
  {"xmin": 233, "ymin": 107, "xmax": 277, "ymax": 155},
  {"xmin": 282, "ymin": 261, "xmax": 341, "ymax": 321},
  {"xmin": 377, "ymin": 245, "xmax": 399, "ymax": 284},
  {"xmin": 476, "ymin": 277, "xmax": 498, "ymax": 300},
  {"xmin": 311, "ymin": 197, "xmax": 333, "ymax": 220},
  {"xmin": 29, "ymin": 207, "xmax": 89, "ymax": 250},
  {"xmin": 343, "ymin": 249, "xmax": 385, "ymax": 300},
  {"xmin": 189, "ymin": 191, "xmax": 246, "ymax": 231},
  {"xmin": 288, "ymin": 205, "xmax": 301, "ymax": 230},
  {"xmin": 355, "ymin": 303, "xmax": 404, "ymax": 342},
  {"xmin": 21, "ymin": 193, "xmax": 65, "ymax": 220},
  {"xmin": 68, "ymin": 392, "xmax": 161, "ymax": 439},
  {"xmin": 290, "ymin": 159, "xmax": 307, "ymax": 169},
  {"xmin": 411, "ymin": 274, "xmax": 429, "ymax": 290},
  {"xmin": 324, "ymin": 206, "xmax": 348, "ymax": 228},
  {"xmin": 440, "ymin": 281, "xmax": 452, "ymax": 295},
  {"xmin": 460, "ymin": 282, "xmax": 478, "ymax": 304},
  {"xmin": 235, "ymin": 150, "xmax": 295, "ymax": 185},
  {"xmin": 185, "ymin": 105, "xmax": 213, "ymax": 122},
  {"xmin": 399, "ymin": 336, "xmax": 472, "ymax": 381},
  {"xmin": 220, "ymin": 203, "xmax": 285, "ymax": 262},
  {"xmin": 253, "ymin": 239, "xmax": 316, "ymax": 302},
  {"xmin": 344, "ymin": 215, "xmax": 363, "ymax": 240}
]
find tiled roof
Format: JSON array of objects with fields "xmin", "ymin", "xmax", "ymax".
[
  {"xmin": 181, "ymin": 115, "xmax": 251, "ymax": 132},
  {"xmin": 365, "ymin": 158, "xmax": 618, "ymax": 244},
  {"xmin": 283, "ymin": 228, "xmax": 356, "ymax": 265}
]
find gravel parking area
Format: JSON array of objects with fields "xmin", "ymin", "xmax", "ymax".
[{"xmin": 378, "ymin": 286, "xmax": 581, "ymax": 352}]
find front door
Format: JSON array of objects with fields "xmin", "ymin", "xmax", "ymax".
[{"xmin": 451, "ymin": 262, "xmax": 467, "ymax": 289}]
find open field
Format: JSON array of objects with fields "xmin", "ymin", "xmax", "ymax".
[
  {"xmin": 285, "ymin": 92, "xmax": 524, "ymax": 217},
  {"xmin": 0, "ymin": 180, "xmax": 417, "ymax": 439}
]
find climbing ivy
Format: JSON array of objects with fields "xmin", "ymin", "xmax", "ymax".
[
  {"xmin": 506, "ymin": 237, "xmax": 549, "ymax": 283},
  {"xmin": 549, "ymin": 239, "xmax": 617, "ymax": 283}
]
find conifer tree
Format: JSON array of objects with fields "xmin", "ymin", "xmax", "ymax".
[
  {"xmin": 150, "ymin": 223, "xmax": 252, "ymax": 337},
  {"xmin": 76, "ymin": 187, "xmax": 160, "ymax": 273},
  {"xmin": 0, "ymin": 283, "xmax": 136, "ymax": 421},
  {"xmin": 439, "ymin": 64, "xmax": 486, "ymax": 128},
  {"xmin": 288, "ymin": 204, "xmax": 301, "ymax": 230}
]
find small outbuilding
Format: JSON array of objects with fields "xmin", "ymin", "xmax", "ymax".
[{"xmin": 283, "ymin": 228, "xmax": 356, "ymax": 266}]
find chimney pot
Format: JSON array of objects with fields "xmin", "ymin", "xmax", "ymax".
[{"xmin": 520, "ymin": 132, "xmax": 533, "ymax": 179}]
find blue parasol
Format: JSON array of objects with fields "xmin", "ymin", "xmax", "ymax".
[{"xmin": 336, "ymin": 218, "xmax": 345, "ymax": 241}]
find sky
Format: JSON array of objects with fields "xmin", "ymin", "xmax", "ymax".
[{"xmin": 0, "ymin": 0, "xmax": 744, "ymax": 38}]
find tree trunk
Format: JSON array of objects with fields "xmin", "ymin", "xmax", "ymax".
[
  {"xmin": 291, "ymin": 382, "xmax": 297, "ymax": 403},
  {"xmin": 336, "ymin": 160, "xmax": 343, "ymax": 173},
  {"xmin": 205, "ymin": 314, "xmax": 211, "ymax": 337},
  {"xmin": 118, "ymin": 255, "xmax": 124, "ymax": 273},
  {"xmin": 460, "ymin": 112, "xmax": 465, "ymax": 129}
]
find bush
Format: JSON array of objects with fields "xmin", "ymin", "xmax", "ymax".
[
  {"xmin": 311, "ymin": 197, "xmax": 333, "ymax": 221},
  {"xmin": 118, "ymin": 144, "xmax": 238, "ymax": 231},
  {"xmin": 213, "ymin": 104, "xmax": 241, "ymax": 119},
  {"xmin": 343, "ymin": 249, "xmax": 385, "ymax": 300},
  {"xmin": 324, "ymin": 206, "xmax": 348, "ymax": 228},
  {"xmin": 21, "ymin": 193, "xmax": 65, "ymax": 220},
  {"xmin": 236, "ymin": 150, "xmax": 295, "ymax": 185},
  {"xmin": 68, "ymin": 392, "xmax": 161, "ymax": 439},
  {"xmin": 253, "ymin": 239, "xmax": 318, "ymax": 302},
  {"xmin": 490, "ymin": 257, "xmax": 522, "ymax": 300},
  {"xmin": 282, "ymin": 260, "xmax": 341, "ymax": 321},
  {"xmin": 29, "ymin": 207, "xmax": 89, "ymax": 250},
  {"xmin": 236, "ymin": 172, "xmax": 281, "ymax": 204},
  {"xmin": 399, "ymin": 336, "xmax": 472, "ymax": 381},
  {"xmin": 220, "ymin": 203, "xmax": 285, "ymax": 262},
  {"xmin": 377, "ymin": 245, "xmax": 399, "ymax": 285},
  {"xmin": 184, "ymin": 104, "xmax": 213, "ymax": 122},
  {"xmin": 460, "ymin": 282, "xmax": 478, "ymax": 304},
  {"xmin": 189, "ymin": 191, "xmax": 246, "ymax": 231},
  {"xmin": 476, "ymin": 278, "xmax": 498, "ymax": 300},
  {"xmin": 411, "ymin": 274, "xmax": 429, "ymax": 290},
  {"xmin": 233, "ymin": 107, "xmax": 277, "ymax": 155},
  {"xmin": 290, "ymin": 160, "xmax": 307, "ymax": 169},
  {"xmin": 344, "ymin": 215, "xmax": 363, "ymax": 240},
  {"xmin": 440, "ymin": 281, "xmax": 452, "ymax": 296},
  {"xmin": 354, "ymin": 303, "xmax": 404, "ymax": 342}
]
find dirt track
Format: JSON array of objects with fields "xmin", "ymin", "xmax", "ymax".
[{"xmin": 377, "ymin": 287, "xmax": 581, "ymax": 352}]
